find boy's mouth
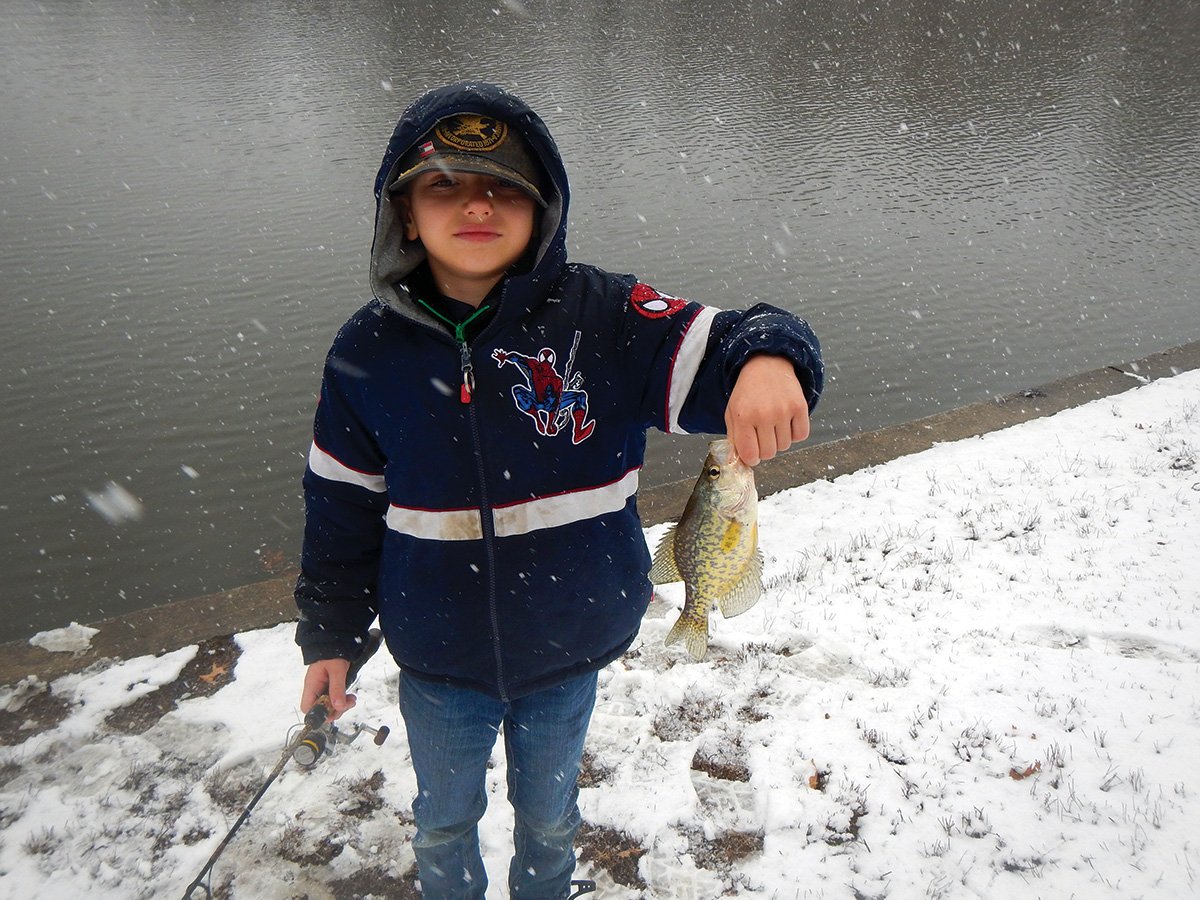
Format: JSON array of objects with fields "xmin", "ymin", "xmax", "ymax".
[{"xmin": 454, "ymin": 228, "xmax": 500, "ymax": 241}]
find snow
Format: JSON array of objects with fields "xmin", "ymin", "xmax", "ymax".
[
  {"xmin": 2, "ymin": 370, "xmax": 1198, "ymax": 899},
  {"xmin": 83, "ymin": 480, "xmax": 145, "ymax": 525},
  {"xmin": 26, "ymin": 622, "xmax": 99, "ymax": 655}
]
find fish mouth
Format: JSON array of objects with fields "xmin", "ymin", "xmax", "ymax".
[{"xmin": 711, "ymin": 439, "xmax": 737, "ymax": 465}]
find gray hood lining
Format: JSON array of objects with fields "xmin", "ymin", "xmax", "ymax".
[{"xmin": 369, "ymin": 146, "xmax": 566, "ymax": 319}]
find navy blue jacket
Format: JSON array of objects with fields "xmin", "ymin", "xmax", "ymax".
[{"xmin": 295, "ymin": 82, "xmax": 824, "ymax": 700}]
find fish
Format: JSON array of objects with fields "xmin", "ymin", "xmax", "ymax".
[{"xmin": 649, "ymin": 439, "xmax": 763, "ymax": 661}]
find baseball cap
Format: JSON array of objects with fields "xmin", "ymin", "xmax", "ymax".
[{"xmin": 387, "ymin": 113, "xmax": 547, "ymax": 207}]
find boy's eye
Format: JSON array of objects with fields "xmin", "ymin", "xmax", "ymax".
[{"xmin": 415, "ymin": 173, "xmax": 529, "ymax": 201}]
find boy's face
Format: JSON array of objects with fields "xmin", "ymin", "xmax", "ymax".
[{"xmin": 399, "ymin": 170, "xmax": 537, "ymax": 304}]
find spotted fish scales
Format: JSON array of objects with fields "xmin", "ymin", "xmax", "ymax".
[{"xmin": 649, "ymin": 439, "xmax": 763, "ymax": 660}]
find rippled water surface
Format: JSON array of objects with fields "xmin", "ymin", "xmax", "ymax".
[{"xmin": 3, "ymin": 0, "xmax": 1198, "ymax": 641}]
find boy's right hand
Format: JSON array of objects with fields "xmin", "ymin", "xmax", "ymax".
[{"xmin": 301, "ymin": 658, "xmax": 356, "ymax": 722}]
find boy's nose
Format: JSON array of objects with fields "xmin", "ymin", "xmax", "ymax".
[{"xmin": 463, "ymin": 187, "xmax": 495, "ymax": 216}]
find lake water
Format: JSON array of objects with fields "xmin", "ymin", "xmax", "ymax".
[{"xmin": 3, "ymin": 0, "xmax": 1198, "ymax": 643}]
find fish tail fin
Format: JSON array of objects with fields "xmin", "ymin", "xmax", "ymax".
[{"xmin": 665, "ymin": 613, "xmax": 709, "ymax": 662}]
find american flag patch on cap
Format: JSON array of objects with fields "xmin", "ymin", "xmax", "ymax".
[{"xmin": 418, "ymin": 141, "xmax": 436, "ymax": 158}]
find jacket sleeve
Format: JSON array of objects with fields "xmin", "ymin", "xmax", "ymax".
[
  {"xmin": 623, "ymin": 282, "xmax": 824, "ymax": 435},
  {"xmin": 293, "ymin": 347, "xmax": 389, "ymax": 665}
]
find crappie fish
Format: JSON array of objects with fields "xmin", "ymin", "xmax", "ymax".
[{"xmin": 649, "ymin": 439, "xmax": 763, "ymax": 661}]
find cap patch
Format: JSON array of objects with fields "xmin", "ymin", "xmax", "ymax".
[
  {"xmin": 418, "ymin": 140, "xmax": 436, "ymax": 158},
  {"xmin": 435, "ymin": 114, "xmax": 508, "ymax": 152}
]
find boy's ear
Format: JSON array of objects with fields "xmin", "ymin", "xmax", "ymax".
[{"xmin": 390, "ymin": 194, "xmax": 418, "ymax": 240}]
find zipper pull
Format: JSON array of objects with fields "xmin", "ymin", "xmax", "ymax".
[
  {"xmin": 410, "ymin": 296, "xmax": 490, "ymax": 405},
  {"xmin": 459, "ymin": 341, "xmax": 474, "ymax": 404}
]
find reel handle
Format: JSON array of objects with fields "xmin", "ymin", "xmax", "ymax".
[{"xmin": 354, "ymin": 723, "xmax": 390, "ymax": 746}]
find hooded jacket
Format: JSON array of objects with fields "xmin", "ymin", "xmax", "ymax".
[{"xmin": 295, "ymin": 82, "xmax": 824, "ymax": 700}]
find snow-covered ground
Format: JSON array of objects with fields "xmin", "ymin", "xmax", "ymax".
[{"xmin": 2, "ymin": 369, "xmax": 1198, "ymax": 900}]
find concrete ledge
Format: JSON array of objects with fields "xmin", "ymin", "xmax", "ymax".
[
  {"xmin": 4, "ymin": 340, "xmax": 1198, "ymax": 688},
  {"xmin": 3, "ymin": 576, "xmax": 300, "ymax": 687}
]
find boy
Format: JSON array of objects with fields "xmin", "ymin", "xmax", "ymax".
[{"xmin": 295, "ymin": 82, "xmax": 823, "ymax": 899}]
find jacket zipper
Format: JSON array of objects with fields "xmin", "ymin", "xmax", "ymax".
[
  {"xmin": 466, "ymin": 383, "xmax": 509, "ymax": 702},
  {"xmin": 412, "ymin": 295, "xmax": 509, "ymax": 700}
]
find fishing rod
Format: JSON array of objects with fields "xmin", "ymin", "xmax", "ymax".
[{"xmin": 181, "ymin": 629, "xmax": 390, "ymax": 900}]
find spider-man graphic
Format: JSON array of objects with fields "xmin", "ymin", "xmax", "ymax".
[{"xmin": 492, "ymin": 332, "xmax": 595, "ymax": 444}]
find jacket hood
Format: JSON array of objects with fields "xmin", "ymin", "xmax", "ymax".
[{"xmin": 369, "ymin": 82, "xmax": 570, "ymax": 322}]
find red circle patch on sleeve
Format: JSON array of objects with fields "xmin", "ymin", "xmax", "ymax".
[{"xmin": 630, "ymin": 282, "xmax": 689, "ymax": 319}]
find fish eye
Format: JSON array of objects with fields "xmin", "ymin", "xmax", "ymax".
[{"xmin": 706, "ymin": 465, "xmax": 721, "ymax": 479}]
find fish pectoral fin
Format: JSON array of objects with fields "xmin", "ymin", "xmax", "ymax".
[
  {"xmin": 648, "ymin": 525, "xmax": 682, "ymax": 584},
  {"xmin": 665, "ymin": 613, "xmax": 709, "ymax": 662},
  {"xmin": 717, "ymin": 549, "xmax": 764, "ymax": 618}
]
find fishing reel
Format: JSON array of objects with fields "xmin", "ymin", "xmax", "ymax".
[
  {"xmin": 288, "ymin": 717, "xmax": 390, "ymax": 770},
  {"xmin": 181, "ymin": 629, "xmax": 389, "ymax": 900}
]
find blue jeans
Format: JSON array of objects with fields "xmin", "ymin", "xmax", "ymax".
[{"xmin": 398, "ymin": 670, "xmax": 598, "ymax": 900}]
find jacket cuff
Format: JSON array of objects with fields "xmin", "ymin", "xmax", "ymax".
[{"xmin": 296, "ymin": 616, "xmax": 372, "ymax": 665}]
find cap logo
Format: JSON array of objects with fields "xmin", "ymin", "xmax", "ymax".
[
  {"xmin": 435, "ymin": 114, "xmax": 508, "ymax": 152},
  {"xmin": 418, "ymin": 140, "xmax": 436, "ymax": 158}
]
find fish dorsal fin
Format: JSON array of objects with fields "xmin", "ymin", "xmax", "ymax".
[
  {"xmin": 648, "ymin": 524, "xmax": 682, "ymax": 584},
  {"xmin": 717, "ymin": 548, "xmax": 764, "ymax": 618}
]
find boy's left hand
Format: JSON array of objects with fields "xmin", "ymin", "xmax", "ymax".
[{"xmin": 725, "ymin": 354, "xmax": 811, "ymax": 466}]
